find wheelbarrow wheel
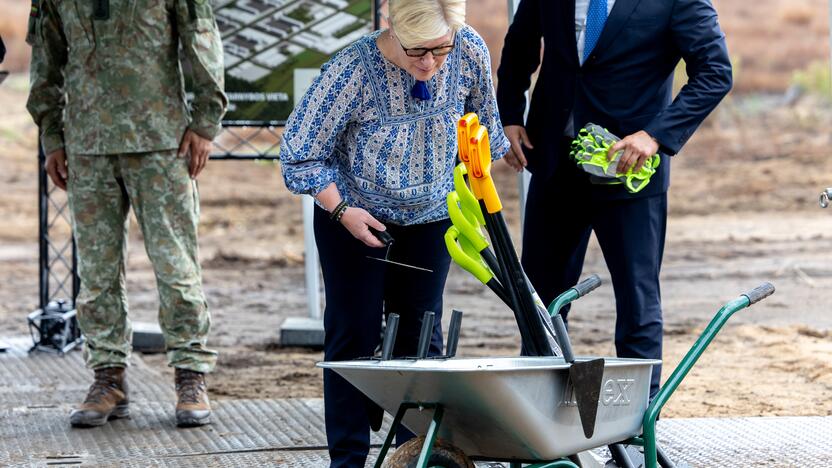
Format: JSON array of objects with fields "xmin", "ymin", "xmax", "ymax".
[{"xmin": 384, "ymin": 436, "xmax": 474, "ymax": 468}]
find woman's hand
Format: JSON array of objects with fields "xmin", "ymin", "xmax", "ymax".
[{"xmin": 339, "ymin": 207, "xmax": 387, "ymax": 248}]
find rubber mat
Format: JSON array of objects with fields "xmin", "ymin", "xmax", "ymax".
[
  {"xmin": 2, "ymin": 337, "xmax": 830, "ymax": 467},
  {"xmin": 0, "ymin": 338, "xmax": 388, "ymax": 466}
]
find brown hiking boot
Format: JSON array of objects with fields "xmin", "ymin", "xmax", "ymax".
[
  {"xmin": 70, "ymin": 367, "xmax": 129, "ymax": 427},
  {"xmin": 175, "ymin": 368, "xmax": 211, "ymax": 427}
]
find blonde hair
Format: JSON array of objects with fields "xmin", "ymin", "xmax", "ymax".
[{"xmin": 389, "ymin": 0, "xmax": 466, "ymax": 48}]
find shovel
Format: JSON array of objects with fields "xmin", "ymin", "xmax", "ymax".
[
  {"xmin": 447, "ymin": 187, "xmax": 563, "ymax": 356},
  {"xmin": 547, "ymin": 274, "xmax": 606, "ymax": 439}
]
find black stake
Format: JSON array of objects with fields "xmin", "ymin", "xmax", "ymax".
[
  {"xmin": 381, "ymin": 314, "xmax": 399, "ymax": 360},
  {"xmin": 416, "ymin": 311, "xmax": 435, "ymax": 358},
  {"xmin": 445, "ymin": 310, "xmax": 463, "ymax": 357}
]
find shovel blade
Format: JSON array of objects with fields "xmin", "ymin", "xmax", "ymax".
[{"xmin": 571, "ymin": 358, "xmax": 605, "ymax": 439}]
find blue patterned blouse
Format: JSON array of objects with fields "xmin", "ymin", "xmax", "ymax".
[{"xmin": 279, "ymin": 26, "xmax": 510, "ymax": 226}]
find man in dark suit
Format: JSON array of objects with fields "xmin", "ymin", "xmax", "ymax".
[{"xmin": 496, "ymin": 0, "xmax": 732, "ymax": 396}]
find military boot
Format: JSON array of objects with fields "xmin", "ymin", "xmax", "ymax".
[
  {"xmin": 175, "ymin": 368, "xmax": 211, "ymax": 427},
  {"xmin": 70, "ymin": 367, "xmax": 129, "ymax": 427}
]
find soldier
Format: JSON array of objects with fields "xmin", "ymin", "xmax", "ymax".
[{"xmin": 26, "ymin": 0, "xmax": 227, "ymax": 428}]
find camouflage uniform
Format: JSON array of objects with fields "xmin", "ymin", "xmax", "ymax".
[{"xmin": 26, "ymin": 0, "xmax": 227, "ymax": 373}]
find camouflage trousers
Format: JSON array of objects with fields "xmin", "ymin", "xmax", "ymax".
[{"xmin": 67, "ymin": 150, "xmax": 217, "ymax": 373}]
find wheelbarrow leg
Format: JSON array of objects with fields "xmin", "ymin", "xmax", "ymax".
[
  {"xmin": 373, "ymin": 402, "xmax": 444, "ymax": 468},
  {"xmin": 416, "ymin": 406, "xmax": 444, "ymax": 468},
  {"xmin": 609, "ymin": 443, "xmax": 637, "ymax": 468},
  {"xmin": 656, "ymin": 445, "xmax": 676, "ymax": 468},
  {"xmin": 375, "ymin": 403, "xmax": 413, "ymax": 468}
]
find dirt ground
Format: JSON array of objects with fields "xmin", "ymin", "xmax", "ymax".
[{"xmin": 1, "ymin": 0, "xmax": 832, "ymax": 420}]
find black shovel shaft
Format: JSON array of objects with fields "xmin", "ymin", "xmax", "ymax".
[
  {"xmin": 481, "ymin": 248, "xmax": 503, "ymax": 284},
  {"xmin": 493, "ymin": 212, "xmax": 555, "ymax": 356},
  {"xmin": 485, "ymin": 208, "xmax": 555, "ymax": 356},
  {"xmin": 481, "ymin": 248, "xmax": 518, "ymax": 320},
  {"xmin": 485, "ymin": 278, "xmax": 511, "ymax": 308},
  {"xmin": 483, "ymin": 209, "xmax": 535, "ymax": 356}
]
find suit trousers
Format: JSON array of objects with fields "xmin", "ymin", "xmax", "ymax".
[{"xmin": 521, "ymin": 167, "xmax": 666, "ymax": 397}]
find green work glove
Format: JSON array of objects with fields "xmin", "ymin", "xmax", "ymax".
[{"xmin": 570, "ymin": 123, "xmax": 661, "ymax": 193}]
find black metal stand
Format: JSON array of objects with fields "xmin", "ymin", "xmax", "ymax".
[{"xmin": 30, "ymin": 143, "xmax": 82, "ymax": 354}]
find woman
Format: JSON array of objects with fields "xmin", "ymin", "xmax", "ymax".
[{"xmin": 279, "ymin": 1, "xmax": 509, "ymax": 465}]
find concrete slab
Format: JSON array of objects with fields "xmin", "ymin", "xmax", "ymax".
[
  {"xmin": 279, "ymin": 317, "xmax": 324, "ymax": 347},
  {"xmin": 132, "ymin": 321, "xmax": 166, "ymax": 353}
]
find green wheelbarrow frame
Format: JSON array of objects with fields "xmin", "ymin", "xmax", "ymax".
[{"xmin": 371, "ymin": 282, "xmax": 775, "ymax": 468}]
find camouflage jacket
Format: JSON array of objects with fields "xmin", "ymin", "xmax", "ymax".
[{"xmin": 26, "ymin": 0, "xmax": 228, "ymax": 155}]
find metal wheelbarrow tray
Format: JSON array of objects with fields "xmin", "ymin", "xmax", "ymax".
[
  {"xmin": 319, "ymin": 282, "xmax": 777, "ymax": 468},
  {"xmin": 319, "ymin": 356, "xmax": 659, "ymax": 461}
]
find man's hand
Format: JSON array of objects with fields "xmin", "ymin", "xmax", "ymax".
[
  {"xmin": 608, "ymin": 130, "xmax": 659, "ymax": 174},
  {"xmin": 178, "ymin": 129, "xmax": 213, "ymax": 179},
  {"xmin": 44, "ymin": 148, "xmax": 68, "ymax": 191},
  {"xmin": 503, "ymin": 125, "xmax": 533, "ymax": 172},
  {"xmin": 339, "ymin": 207, "xmax": 386, "ymax": 248}
]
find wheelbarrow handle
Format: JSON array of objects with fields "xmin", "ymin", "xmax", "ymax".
[
  {"xmin": 548, "ymin": 274, "xmax": 604, "ymax": 318},
  {"xmin": 574, "ymin": 274, "xmax": 602, "ymax": 298},
  {"xmin": 742, "ymin": 282, "xmax": 775, "ymax": 305},
  {"xmin": 641, "ymin": 282, "xmax": 776, "ymax": 468}
]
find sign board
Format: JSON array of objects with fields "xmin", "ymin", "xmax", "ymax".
[{"xmin": 212, "ymin": 0, "xmax": 374, "ymax": 123}]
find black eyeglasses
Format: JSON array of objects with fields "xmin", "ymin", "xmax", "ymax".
[{"xmin": 399, "ymin": 36, "xmax": 455, "ymax": 57}]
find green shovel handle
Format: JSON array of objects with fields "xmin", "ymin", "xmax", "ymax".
[
  {"xmin": 447, "ymin": 191, "xmax": 489, "ymax": 252},
  {"xmin": 444, "ymin": 226, "xmax": 493, "ymax": 285}
]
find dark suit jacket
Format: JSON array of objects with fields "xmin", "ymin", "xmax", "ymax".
[{"xmin": 496, "ymin": 0, "xmax": 732, "ymax": 199}]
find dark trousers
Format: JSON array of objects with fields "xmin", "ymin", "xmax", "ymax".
[
  {"xmin": 521, "ymin": 173, "xmax": 667, "ymax": 397},
  {"xmin": 314, "ymin": 206, "xmax": 452, "ymax": 468}
]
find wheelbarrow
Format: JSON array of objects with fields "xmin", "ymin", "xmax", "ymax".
[{"xmin": 319, "ymin": 282, "xmax": 775, "ymax": 468}]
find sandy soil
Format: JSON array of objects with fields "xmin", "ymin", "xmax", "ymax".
[{"xmin": 1, "ymin": 0, "xmax": 831, "ymax": 420}]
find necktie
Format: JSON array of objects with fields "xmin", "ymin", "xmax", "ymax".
[
  {"xmin": 411, "ymin": 80, "xmax": 431, "ymax": 101},
  {"xmin": 583, "ymin": 0, "xmax": 608, "ymax": 62}
]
